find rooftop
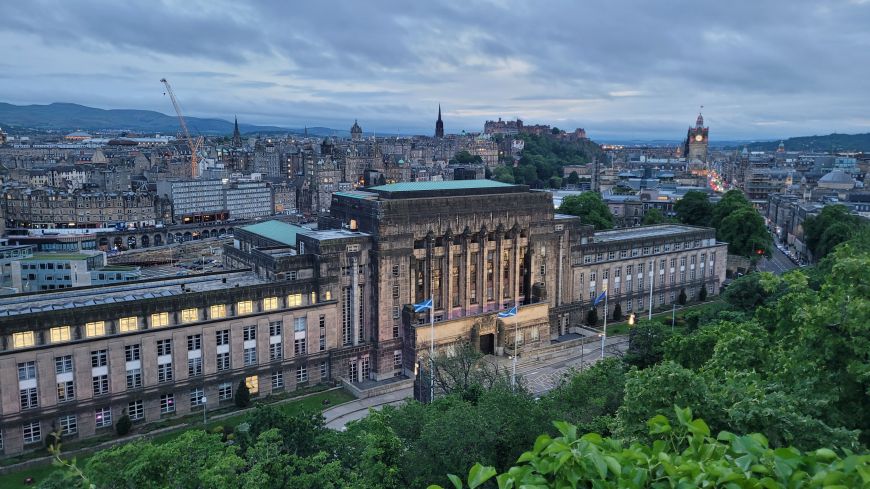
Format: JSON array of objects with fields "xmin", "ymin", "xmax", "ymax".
[
  {"xmin": 240, "ymin": 220, "xmax": 306, "ymax": 247},
  {"xmin": 364, "ymin": 179, "xmax": 528, "ymax": 199},
  {"xmin": 0, "ymin": 270, "xmax": 266, "ymax": 319},
  {"xmin": 593, "ymin": 224, "xmax": 706, "ymax": 243},
  {"xmin": 21, "ymin": 252, "xmax": 99, "ymax": 261}
]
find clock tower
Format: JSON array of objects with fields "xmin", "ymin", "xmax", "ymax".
[{"xmin": 684, "ymin": 111, "xmax": 709, "ymax": 164}]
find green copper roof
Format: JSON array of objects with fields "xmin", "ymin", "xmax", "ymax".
[
  {"xmin": 368, "ymin": 180, "xmax": 516, "ymax": 193},
  {"xmin": 240, "ymin": 220, "xmax": 304, "ymax": 247}
]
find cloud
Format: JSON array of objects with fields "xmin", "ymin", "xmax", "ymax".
[{"xmin": 0, "ymin": 0, "xmax": 868, "ymax": 139}]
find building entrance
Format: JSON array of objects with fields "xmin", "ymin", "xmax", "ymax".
[{"xmin": 479, "ymin": 333, "xmax": 495, "ymax": 355}]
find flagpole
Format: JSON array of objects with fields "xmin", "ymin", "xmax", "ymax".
[
  {"xmin": 648, "ymin": 262, "xmax": 654, "ymax": 321},
  {"xmin": 430, "ymin": 301, "xmax": 434, "ymax": 403},
  {"xmin": 511, "ymin": 304, "xmax": 518, "ymax": 391},
  {"xmin": 601, "ymin": 289, "xmax": 607, "ymax": 359}
]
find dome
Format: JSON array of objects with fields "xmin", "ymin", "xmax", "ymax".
[{"xmin": 819, "ymin": 170, "xmax": 854, "ymax": 184}]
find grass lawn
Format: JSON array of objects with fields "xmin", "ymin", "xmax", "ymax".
[
  {"xmin": 594, "ymin": 299, "xmax": 722, "ymax": 337},
  {"xmin": 0, "ymin": 388, "xmax": 355, "ymax": 489}
]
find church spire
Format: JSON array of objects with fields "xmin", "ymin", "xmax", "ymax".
[
  {"xmin": 435, "ymin": 104, "xmax": 444, "ymax": 138},
  {"xmin": 232, "ymin": 116, "xmax": 242, "ymax": 147}
]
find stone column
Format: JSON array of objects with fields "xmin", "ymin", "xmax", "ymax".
[{"xmin": 351, "ymin": 256, "xmax": 359, "ymax": 346}]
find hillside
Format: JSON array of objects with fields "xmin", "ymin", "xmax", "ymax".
[
  {"xmin": 0, "ymin": 102, "xmax": 340, "ymax": 136},
  {"xmin": 746, "ymin": 132, "xmax": 870, "ymax": 152}
]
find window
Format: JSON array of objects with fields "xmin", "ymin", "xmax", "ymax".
[
  {"xmin": 180, "ymin": 308, "xmax": 198, "ymax": 323},
  {"xmin": 209, "ymin": 304, "xmax": 226, "ymax": 319},
  {"xmin": 119, "ymin": 316, "xmax": 138, "ymax": 332},
  {"xmin": 270, "ymin": 342, "xmax": 282, "ymax": 360},
  {"xmin": 287, "ymin": 293, "xmax": 302, "ymax": 307},
  {"xmin": 243, "ymin": 325, "xmax": 256, "ymax": 341},
  {"xmin": 392, "ymin": 264, "xmax": 400, "ymax": 276},
  {"xmin": 91, "ymin": 349, "xmax": 107, "ymax": 368},
  {"xmin": 263, "ymin": 296, "xmax": 279, "ymax": 311},
  {"xmin": 126, "ymin": 368, "xmax": 142, "ymax": 389},
  {"xmin": 57, "ymin": 380, "xmax": 76, "ymax": 403},
  {"xmin": 84, "ymin": 320, "xmax": 106, "ymax": 337},
  {"xmin": 13, "ymin": 331, "xmax": 35, "ymax": 348},
  {"xmin": 294, "ymin": 337, "xmax": 307, "ymax": 355},
  {"xmin": 269, "ymin": 321, "xmax": 282, "ymax": 337},
  {"xmin": 319, "ymin": 315, "xmax": 326, "ymax": 351},
  {"xmin": 294, "ymin": 317, "xmax": 306, "ymax": 332},
  {"xmin": 125, "ymin": 344, "xmax": 141, "ymax": 362},
  {"xmin": 310, "ymin": 291, "xmax": 317, "ymax": 304},
  {"xmin": 20, "ymin": 387, "xmax": 38, "ymax": 409},
  {"xmin": 151, "ymin": 313, "xmax": 169, "ymax": 328},
  {"xmin": 23, "ymin": 421, "xmax": 41, "ymax": 444},
  {"xmin": 157, "ymin": 339, "xmax": 172, "ymax": 356},
  {"xmin": 216, "ymin": 329, "xmax": 229, "ymax": 346},
  {"xmin": 320, "ymin": 361, "xmax": 328, "ymax": 378},
  {"xmin": 393, "ymin": 350, "xmax": 402, "ymax": 369},
  {"xmin": 237, "ymin": 300, "xmax": 253, "ymax": 315},
  {"xmin": 158, "ymin": 363, "xmax": 173, "ymax": 383},
  {"xmin": 187, "ymin": 334, "xmax": 201, "ymax": 351},
  {"xmin": 128, "ymin": 400, "xmax": 144, "ymax": 420},
  {"xmin": 287, "ymin": 270, "xmax": 298, "ymax": 281},
  {"xmin": 95, "ymin": 407, "xmax": 112, "ymax": 428},
  {"xmin": 296, "ymin": 364, "xmax": 308, "ymax": 383},
  {"xmin": 245, "ymin": 375, "xmax": 259, "ymax": 395},
  {"xmin": 188, "ymin": 357, "xmax": 203, "ymax": 377},
  {"xmin": 92, "ymin": 375, "xmax": 109, "ymax": 396},
  {"xmin": 160, "ymin": 393, "xmax": 175, "ymax": 413},
  {"xmin": 59, "ymin": 414, "xmax": 77, "ymax": 435},
  {"xmin": 244, "ymin": 347, "xmax": 257, "ymax": 366},
  {"xmin": 218, "ymin": 382, "xmax": 233, "ymax": 401},
  {"xmin": 271, "ymin": 370, "xmax": 284, "ymax": 389},
  {"xmin": 55, "ymin": 355, "xmax": 73, "ymax": 374},
  {"xmin": 392, "ymin": 283, "xmax": 399, "ymax": 299},
  {"xmin": 19, "ymin": 360, "xmax": 36, "ymax": 380},
  {"xmin": 216, "ymin": 351, "xmax": 231, "ymax": 371},
  {"xmin": 324, "ymin": 290, "xmax": 332, "ymax": 301},
  {"xmin": 50, "ymin": 326, "xmax": 71, "ymax": 343},
  {"xmin": 190, "ymin": 387, "xmax": 205, "ymax": 407}
]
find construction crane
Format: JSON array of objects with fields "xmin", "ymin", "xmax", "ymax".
[{"xmin": 160, "ymin": 78, "xmax": 203, "ymax": 178}]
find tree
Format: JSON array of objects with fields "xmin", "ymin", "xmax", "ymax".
[
  {"xmin": 235, "ymin": 379, "xmax": 251, "ymax": 408},
  {"xmin": 711, "ymin": 190, "xmax": 752, "ymax": 230},
  {"xmin": 431, "ymin": 342, "xmax": 510, "ymax": 401},
  {"xmin": 642, "ymin": 207, "xmax": 666, "ymax": 225},
  {"xmin": 673, "ymin": 190, "xmax": 713, "ymax": 226},
  {"xmin": 547, "ymin": 176, "xmax": 562, "ymax": 189},
  {"xmin": 698, "ymin": 283, "xmax": 708, "ymax": 301},
  {"xmin": 491, "ymin": 165, "xmax": 514, "ymax": 184},
  {"xmin": 624, "ymin": 320, "xmax": 673, "ymax": 370},
  {"xmin": 611, "ymin": 302, "xmax": 622, "ymax": 321},
  {"xmin": 116, "ymin": 412, "xmax": 132, "ymax": 436},
  {"xmin": 566, "ymin": 171, "xmax": 579, "ymax": 185},
  {"xmin": 585, "ymin": 308, "xmax": 598, "ymax": 326},
  {"xmin": 722, "ymin": 272, "xmax": 770, "ymax": 311},
  {"xmin": 450, "ymin": 150, "xmax": 482, "ymax": 165},
  {"xmin": 802, "ymin": 205, "xmax": 863, "ymax": 260},
  {"xmin": 557, "ymin": 193, "xmax": 614, "ymax": 230},
  {"xmin": 678, "ymin": 288, "xmax": 687, "ymax": 305},
  {"xmin": 718, "ymin": 207, "xmax": 771, "ymax": 260}
]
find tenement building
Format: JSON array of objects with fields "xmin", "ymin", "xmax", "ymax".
[{"xmin": 0, "ymin": 181, "xmax": 726, "ymax": 454}]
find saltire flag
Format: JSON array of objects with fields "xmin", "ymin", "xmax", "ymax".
[
  {"xmin": 593, "ymin": 290, "xmax": 607, "ymax": 306},
  {"xmin": 413, "ymin": 298, "xmax": 433, "ymax": 313},
  {"xmin": 498, "ymin": 306, "xmax": 518, "ymax": 318}
]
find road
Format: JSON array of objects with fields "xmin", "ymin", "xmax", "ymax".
[{"xmin": 758, "ymin": 245, "xmax": 798, "ymax": 275}]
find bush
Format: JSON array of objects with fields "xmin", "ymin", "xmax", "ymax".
[
  {"xmin": 678, "ymin": 288, "xmax": 687, "ymax": 305},
  {"xmin": 585, "ymin": 308, "xmax": 598, "ymax": 326},
  {"xmin": 698, "ymin": 284, "xmax": 708, "ymax": 301},
  {"xmin": 235, "ymin": 379, "xmax": 251, "ymax": 408},
  {"xmin": 116, "ymin": 413, "xmax": 132, "ymax": 436},
  {"xmin": 611, "ymin": 303, "xmax": 622, "ymax": 321}
]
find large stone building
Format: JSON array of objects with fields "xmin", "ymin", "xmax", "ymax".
[
  {"xmin": 684, "ymin": 112, "xmax": 709, "ymax": 164},
  {"xmin": 0, "ymin": 180, "xmax": 726, "ymax": 455}
]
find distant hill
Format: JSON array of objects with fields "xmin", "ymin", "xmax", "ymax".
[
  {"xmin": 0, "ymin": 102, "xmax": 344, "ymax": 137},
  {"xmin": 745, "ymin": 133, "xmax": 870, "ymax": 152}
]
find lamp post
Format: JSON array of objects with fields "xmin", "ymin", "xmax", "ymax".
[
  {"xmin": 201, "ymin": 396, "xmax": 207, "ymax": 425},
  {"xmin": 511, "ymin": 311, "xmax": 518, "ymax": 391},
  {"xmin": 671, "ymin": 302, "xmax": 676, "ymax": 331}
]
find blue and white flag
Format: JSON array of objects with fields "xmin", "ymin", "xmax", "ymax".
[
  {"xmin": 413, "ymin": 298, "xmax": 433, "ymax": 313},
  {"xmin": 498, "ymin": 306, "xmax": 518, "ymax": 318},
  {"xmin": 593, "ymin": 290, "xmax": 607, "ymax": 306}
]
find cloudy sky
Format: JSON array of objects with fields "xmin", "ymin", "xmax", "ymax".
[{"xmin": 2, "ymin": 0, "xmax": 869, "ymax": 140}]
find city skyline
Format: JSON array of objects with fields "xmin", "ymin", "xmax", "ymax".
[{"xmin": 2, "ymin": 1, "xmax": 870, "ymax": 140}]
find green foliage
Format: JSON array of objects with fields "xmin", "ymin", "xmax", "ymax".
[
  {"xmin": 430, "ymin": 407, "xmax": 870, "ymax": 489},
  {"xmin": 711, "ymin": 190, "xmax": 752, "ymax": 230},
  {"xmin": 673, "ymin": 190, "xmax": 713, "ymax": 226},
  {"xmin": 624, "ymin": 320, "xmax": 673, "ymax": 370},
  {"xmin": 586, "ymin": 307, "xmax": 599, "ymax": 326},
  {"xmin": 723, "ymin": 273, "xmax": 773, "ymax": 311},
  {"xmin": 542, "ymin": 358, "xmax": 626, "ymax": 435},
  {"xmin": 803, "ymin": 204, "xmax": 864, "ymax": 260},
  {"xmin": 450, "ymin": 150, "xmax": 483, "ymax": 165},
  {"xmin": 491, "ymin": 165, "xmax": 515, "ymax": 183},
  {"xmin": 235, "ymin": 379, "xmax": 251, "ymax": 408},
  {"xmin": 698, "ymin": 284, "xmax": 708, "ymax": 301},
  {"xmin": 678, "ymin": 288, "xmax": 687, "ymax": 305},
  {"xmin": 718, "ymin": 206, "xmax": 772, "ymax": 260},
  {"xmin": 566, "ymin": 171, "xmax": 580, "ymax": 185},
  {"xmin": 558, "ymin": 193, "xmax": 614, "ymax": 230},
  {"xmin": 547, "ymin": 175, "xmax": 563, "ymax": 189},
  {"xmin": 641, "ymin": 207, "xmax": 666, "ymax": 225},
  {"xmin": 510, "ymin": 133, "xmax": 603, "ymax": 187},
  {"xmin": 115, "ymin": 413, "xmax": 132, "ymax": 437},
  {"xmin": 611, "ymin": 302, "xmax": 622, "ymax": 321}
]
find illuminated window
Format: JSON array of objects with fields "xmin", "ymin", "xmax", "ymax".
[
  {"xmin": 85, "ymin": 321, "xmax": 106, "ymax": 337},
  {"xmin": 13, "ymin": 331, "xmax": 35, "ymax": 348},
  {"xmin": 263, "ymin": 297, "xmax": 278, "ymax": 311},
  {"xmin": 245, "ymin": 375, "xmax": 259, "ymax": 395},
  {"xmin": 180, "ymin": 308, "xmax": 198, "ymax": 323},
  {"xmin": 150, "ymin": 313, "xmax": 169, "ymax": 328},
  {"xmin": 310, "ymin": 292, "xmax": 317, "ymax": 304},
  {"xmin": 324, "ymin": 290, "xmax": 332, "ymax": 301},
  {"xmin": 210, "ymin": 304, "xmax": 226, "ymax": 319},
  {"xmin": 118, "ymin": 317, "xmax": 138, "ymax": 333},
  {"xmin": 237, "ymin": 301, "xmax": 253, "ymax": 315},
  {"xmin": 287, "ymin": 294, "xmax": 302, "ymax": 307},
  {"xmin": 49, "ymin": 326, "xmax": 71, "ymax": 343}
]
